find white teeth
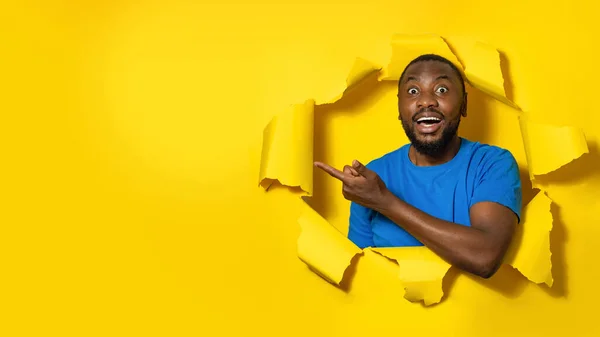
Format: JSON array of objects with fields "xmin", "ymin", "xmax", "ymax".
[{"xmin": 417, "ymin": 117, "xmax": 441, "ymax": 122}]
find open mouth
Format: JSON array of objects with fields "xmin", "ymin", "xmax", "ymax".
[
  {"xmin": 416, "ymin": 116, "xmax": 442, "ymax": 126},
  {"xmin": 414, "ymin": 116, "xmax": 444, "ymax": 134}
]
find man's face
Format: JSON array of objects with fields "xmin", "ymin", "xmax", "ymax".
[{"xmin": 398, "ymin": 60, "xmax": 466, "ymax": 156}]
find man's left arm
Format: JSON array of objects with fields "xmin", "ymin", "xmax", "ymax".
[{"xmin": 374, "ymin": 151, "xmax": 521, "ymax": 278}]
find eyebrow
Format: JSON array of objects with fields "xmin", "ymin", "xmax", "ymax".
[{"xmin": 404, "ymin": 74, "xmax": 451, "ymax": 83}]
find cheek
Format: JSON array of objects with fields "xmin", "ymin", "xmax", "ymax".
[
  {"xmin": 398, "ymin": 107, "xmax": 411, "ymax": 121},
  {"xmin": 398, "ymin": 100, "xmax": 414, "ymax": 115},
  {"xmin": 439, "ymin": 98, "xmax": 460, "ymax": 115}
]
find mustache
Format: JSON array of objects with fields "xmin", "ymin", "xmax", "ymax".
[{"xmin": 412, "ymin": 107, "xmax": 444, "ymax": 121}]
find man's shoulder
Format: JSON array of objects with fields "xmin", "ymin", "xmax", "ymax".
[{"xmin": 461, "ymin": 138, "xmax": 519, "ymax": 172}]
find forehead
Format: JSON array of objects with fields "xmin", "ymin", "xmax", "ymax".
[{"xmin": 402, "ymin": 60, "xmax": 460, "ymax": 83}]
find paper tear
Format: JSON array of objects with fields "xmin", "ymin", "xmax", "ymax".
[
  {"xmin": 459, "ymin": 41, "xmax": 520, "ymax": 109},
  {"xmin": 370, "ymin": 247, "xmax": 452, "ymax": 306},
  {"xmin": 258, "ymin": 33, "xmax": 587, "ymax": 304},
  {"xmin": 381, "ymin": 34, "xmax": 463, "ymax": 81},
  {"xmin": 259, "ymin": 99, "xmax": 315, "ymax": 196},
  {"xmin": 318, "ymin": 57, "xmax": 381, "ymax": 104},
  {"xmin": 519, "ymin": 116, "xmax": 588, "ymax": 178},
  {"xmin": 505, "ymin": 191, "xmax": 554, "ymax": 286},
  {"xmin": 259, "ymin": 58, "xmax": 381, "ymax": 196},
  {"xmin": 297, "ymin": 200, "xmax": 362, "ymax": 285}
]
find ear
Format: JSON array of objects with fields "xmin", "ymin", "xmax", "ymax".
[{"xmin": 460, "ymin": 92, "xmax": 468, "ymax": 117}]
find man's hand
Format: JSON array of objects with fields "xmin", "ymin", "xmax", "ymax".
[{"xmin": 314, "ymin": 160, "xmax": 391, "ymax": 211}]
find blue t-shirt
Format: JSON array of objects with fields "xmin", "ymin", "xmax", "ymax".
[{"xmin": 348, "ymin": 138, "xmax": 522, "ymax": 248}]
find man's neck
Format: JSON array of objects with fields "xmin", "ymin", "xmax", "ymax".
[{"xmin": 410, "ymin": 136, "xmax": 462, "ymax": 167}]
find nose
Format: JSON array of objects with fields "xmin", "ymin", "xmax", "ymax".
[{"xmin": 417, "ymin": 91, "xmax": 439, "ymax": 109}]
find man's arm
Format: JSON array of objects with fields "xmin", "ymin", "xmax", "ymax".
[
  {"xmin": 373, "ymin": 196, "xmax": 516, "ymax": 278},
  {"xmin": 373, "ymin": 150, "xmax": 521, "ymax": 278},
  {"xmin": 315, "ymin": 151, "xmax": 521, "ymax": 279}
]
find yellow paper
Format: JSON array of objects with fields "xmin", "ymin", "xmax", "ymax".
[
  {"xmin": 297, "ymin": 201, "xmax": 362, "ymax": 285},
  {"xmin": 381, "ymin": 34, "xmax": 464, "ymax": 81},
  {"xmin": 505, "ymin": 192, "xmax": 554, "ymax": 286},
  {"xmin": 519, "ymin": 116, "xmax": 588, "ymax": 178},
  {"xmin": 258, "ymin": 58, "xmax": 381, "ymax": 196},
  {"xmin": 259, "ymin": 99, "xmax": 315, "ymax": 195},
  {"xmin": 318, "ymin": 57, "xmax": 381, "ymax": 104},
  {"xmin": 370, "ymin": 247, "xmax": 452, "ymax": 306},
  {"xmin": 460, "ymin": 41, "xmax": 520, "ymax": 109},
  {"xmin": 258, "ymin": 34, "xmax": 587, "ymax": 304}
]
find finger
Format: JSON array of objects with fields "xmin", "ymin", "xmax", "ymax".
[
  {"xmin": 343, "ymin": 165, "xmax": 360, "ymax": 177},
  {"xmin": 352, "ymin": 160, "xmax": 371, "ymax": 177},
  {"xmin": 314, "ymin": 161, "xmax": 348, "ymax": 181}
]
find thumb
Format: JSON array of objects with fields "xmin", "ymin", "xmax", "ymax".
[{"xmin": 352, "ymin": 160, "xmax": 371, "ymax": 177}]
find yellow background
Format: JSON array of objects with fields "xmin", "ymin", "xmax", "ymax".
[{"xmin": 2, "ymin": 0, "xmax": 599, "ymax": 335}]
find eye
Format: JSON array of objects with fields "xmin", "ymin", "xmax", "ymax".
[
  {"xmin": 407, "ymin": 88, "xmax": 419, "ymax": 95},
  {"xmin": 436, "ymin": 86, "xmax": 449, "ymax": 94}
]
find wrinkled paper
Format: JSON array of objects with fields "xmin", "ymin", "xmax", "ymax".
[{"xmin": 258, "ymin": 34, "xmax": 588, "ymax": 305}]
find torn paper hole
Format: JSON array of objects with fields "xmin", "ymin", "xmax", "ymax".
[
  {"xmin": 317, "ymin": 57, "xmax": 382, "ymax": 105},
  {"xmin": 258, "ymin": 33, "xmax": 588, "ymax": 305},
  {"xmin": 258, "ymin": 99, "xmax": 315, "ymax": 196},
  {"xmin": 459, "ymin": 40, "xmax": 520, "ymax": 109},
  {"xmin": 505, "ymin": 191, "xmax": 554, "ymax": 286}
]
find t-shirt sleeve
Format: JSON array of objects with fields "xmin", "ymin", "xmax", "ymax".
[
  {"xmin": 470, "ymin": 149, "xmax": 523, "ymax": 223},
  {"xmin": 348, "ymin": 201, "xmax": 376, "ymax": 249}
]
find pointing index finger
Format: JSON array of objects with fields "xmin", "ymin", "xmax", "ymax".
[{"xmin": 314, "ymin": 161, "xmax": 348, "ymax": 182}]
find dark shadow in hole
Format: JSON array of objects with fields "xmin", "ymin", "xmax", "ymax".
[
  {"xmin": 465, "ymin": 264, "xmax": 529, "ymax": 299},
  {"xmin": 306, "ymin": 253, "xmax": 363, "ymax": 293},
  {"xmin": 457, "ymin": 83, "xmax": 492, "ymax": 146},
  {"xmin": 419, "ymin": 264, "xmax": 523, "ymax": 308},
  {"xmin": 498, "ymin": 50, "xmax": 516, "ymax": 103},
  {"xmin": 441, "ymin": 267, "xmax": 459, "ymax": 296},
  {"xmin": 520, "ymin": 169, "xmax": 537, "ymax": 208},
  {"xmin": 260, "ymin": 178, "xmax": 306, "ymax": 196},
  {"xmin": 542, "ymin": 202, "xmax": 569, "ymax": 298},
  {"xmin": 338, "ymin": 253, "xmax": 362, "ymax": 292},
  {"xmin": 426, "ymin": 267, "xmax": 459, "ymax": 307}
]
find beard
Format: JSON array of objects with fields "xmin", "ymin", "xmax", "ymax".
[{"xmin": 401, "ymin": 115, "xmax": 461, "ymax": 157}]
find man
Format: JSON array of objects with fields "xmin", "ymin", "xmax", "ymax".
[{"xmin": 314, "ymin": 54, "xmax": 522, "ymax": 279}]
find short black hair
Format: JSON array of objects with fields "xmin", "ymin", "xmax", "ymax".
[{"xmin": 398, "ymin": 54, "xmax": 466, "ymax": 94}]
